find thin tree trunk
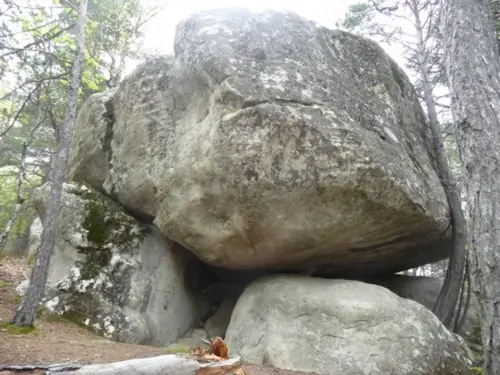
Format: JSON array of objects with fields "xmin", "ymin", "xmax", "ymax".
[
  {"xmin": 12, "ymin": 0, "xmax": 88, "ymax": 327},
  {"xmin": 409, "ymin": 0, "xmax": 467, "ymax": 330},
  {"xmin": 442, "ymin": 0, "xmax": 500, "ymax": 373},
  {"xmin": 0, "ymin": 104, "xmax": 45, "ymax": 252},
  {"xmin": 0, "ymin": 143, "xmax": 27, "ymax": 251},
  {"xmin": 455, "ymin": 260, "xmax": 472, "ymax": 334}
]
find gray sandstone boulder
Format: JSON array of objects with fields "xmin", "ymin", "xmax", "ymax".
[
  {"xmin": 69, "ymin": 8, "xmax": 450, "ymax": 276},
  {"xmin": 368, "ymin": 274, "xmax": 482, "ymax": 355},
  {"xmin": 225, "ymin": 274, "xmax": 474, "ymax": 375},
  {"xmin": 30, "ymin": 182, "xmax": 205, "ymax": 346}
]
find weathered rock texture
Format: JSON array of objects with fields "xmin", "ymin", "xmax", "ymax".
[
  {"xmin": 26, "ymin": 217, "xmax": 42, "ymax": 261},
  {"xmin": 69, "ymin": 8, "xmax": 450, "ymax": 277},
  {"xmin": 225, "ymin": 275, "xmax": 474, "ymax": 375},
  {"xmin": 368, "ymin": 274, "xmax": 482, "ymax": 356},
  {"xmin": 30, "ymin": 182, "xmax": 205, "ymax": 346}
]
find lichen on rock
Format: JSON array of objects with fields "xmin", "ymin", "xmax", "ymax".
[
  {"xmin": 225, "ymin": 275, "xmax": 475, "ymax": 375},
  {"xmin": 69, "ymin": 8, "xmax": 451, "ymax": 278},
  {"xmin": 32, "ymin": 182, "xmax": 204, "ymax": 346}
]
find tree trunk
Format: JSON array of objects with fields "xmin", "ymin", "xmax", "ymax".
[
  {"xmin": 443, "ymin": 0, "xmax": 500, "ymax": 373},
  {"xmin": 12, "ymin": 0, "xmax": 88, "ymax": 327},
  {"xmin": 455, "ymin": 260, "xmax": 472, "ymax": 334},
  {"xmin": 408, "ymin": 0, "xmax": 467, "ymax": 330},
  {"xmin": 0, "ymin": 143, "xmax": 27, "ymax": 251},
  {"xmin": 0, "ymin": 103, "xmax": 45, "ymax": 252}
]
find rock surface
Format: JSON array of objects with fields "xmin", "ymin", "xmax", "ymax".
[
  {"xmin": 204, "ymin": 294, "xmax": 239, "ymax": 338},
  {"xmin": 30, "ymin": 182, "xmax": 206, "ymax": 346},
  {"xmin": 368, "ymin": 274, "xmax": 482, "ymax": 355},
  {"xmin": 26, "ymin": 217, "xmax": 42, "ymax": 261},
  {"xmin": 225, "ymin": 274, "xmax": 473, "ymax": 375},
  {"xmin": 69, "ymin": 8, "xmax": 450, "ymax": 277}
]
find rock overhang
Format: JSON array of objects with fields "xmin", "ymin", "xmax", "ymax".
[{"xmin": 68, "ymin": 7, "xmax": 451, "ymax": 278}]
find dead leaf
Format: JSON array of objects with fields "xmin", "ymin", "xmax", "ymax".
[{"xmin": 210, "ymin": 337, "xmax": 228, "ymax": 360}]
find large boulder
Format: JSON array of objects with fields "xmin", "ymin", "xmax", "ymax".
[
  {"xmin": 69, "ymin": 8, "xmax": 450, "ymax": 277},
  {"xmin": 29, "ymin": 182, "xmax": 207, "ymax": 346},
  {"xmin": 225, "ymin": 275, "xmax": 474, "ymax": 375}
]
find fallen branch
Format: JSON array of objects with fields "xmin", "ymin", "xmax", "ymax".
[
  {"xmin": 42, "ymin": 355, "xmax": 242, "ymax": 375},
  {"xmin": 0, "ymin": 362, "xmax": 82, "ymax": 372}
]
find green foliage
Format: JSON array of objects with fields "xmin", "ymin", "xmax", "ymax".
[
  {"xmin": 0, "ymin": 169, "xmax": 42, "ymax": 252},
  {"xmin": 336, "ymin": 3, "xmax": 375, "ymax": 33},
  {"xmin": 0, "ymin": 322, "xmax": 39, "ymax": 335},
  {"xmin": 0, "ymin": 0, "xmax": 160, "ymax": 249}
]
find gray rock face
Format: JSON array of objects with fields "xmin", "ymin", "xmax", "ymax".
[
  {"xmin": 26, "ymin": 217, "xmax": 42, "ymax": 261},
  {"xmin": 33, "ymin": 182, "xmax": 204, "ymax": 346},
  {"xmin": 225, "ymin": 275, "xmax": 473, "ymax": 375},
  {"xmin": 368, "ymin": 274, "xmax": 482, "ymax": 354},
  {"xmin": 68, "ymin": 90, "xmax": 115, "ymax": 195},
  {"xmin": 69, "ymin": 8, "xmax": 450, "ymax": 276}
]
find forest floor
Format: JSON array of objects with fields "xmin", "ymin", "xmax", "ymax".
[{"xmin": 0, "ymin": 257, "xmax": 314, "ymax": 375}]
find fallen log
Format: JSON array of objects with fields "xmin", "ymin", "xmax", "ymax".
[{"xmin": 45, "ymin": 355, "xmax": 243, "ymax": 375}]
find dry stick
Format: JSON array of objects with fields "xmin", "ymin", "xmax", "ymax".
[{"xmin": 0, "ymin": 363, "xmax": 82, "ymax": 372}]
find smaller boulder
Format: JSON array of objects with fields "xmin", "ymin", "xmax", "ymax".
[
  {"xmin": 368, "ymin": 274, "xmax": 482, "ymax": 356},
  {"xmin": 32, "ymin": 182, "xmax": 206, "ymax": 346},
  {"xmin": 225, "ymin": 275, "xmax": 473, "ymax": 375}
]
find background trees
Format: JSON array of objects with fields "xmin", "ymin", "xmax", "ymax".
[
  {"xmin": 337, "ymin": 0, "xmax": 466, "ymax": 331},
  {"xmin": 0, "ymin": 0, "xmax": 161, "ymax": 255}
]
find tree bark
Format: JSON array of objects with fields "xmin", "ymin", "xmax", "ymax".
[
  {"xmin": 455, "ymin": 260, "xmax": 472, "ymax": 334},
  {"xmin": 443, "ymin": 0, "xmax": 500, "ymax": 373},
  {"xmin": 12, "ymin": 0, "xmax": 88, "ymax": 327},
  {"xmin": 408, "ymin": 0, "xmax": 467, "ymax": 330}
]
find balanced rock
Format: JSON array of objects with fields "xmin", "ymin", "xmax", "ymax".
[
  {"xmin": 225, "ymin": 275, "xmax": 474, "ymax": 375},
  {"xmin": 30, "ymin": 182, "xmax": 206, "ymax": 346},
  {"xmin": 69, "ymin": 8, "xmax": 450, "ymax": 277}
]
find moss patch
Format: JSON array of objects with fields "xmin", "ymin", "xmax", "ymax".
[
  {"xmin": 83, "ymin": 202, "xmax": 111, "ymax": 246},
  {"xmin": 81, "ymin": 191, "xmax": 151, "ymax": 248},
  {"xmin": 73, "ymin": 188, "xmax": 151, "ymax": 279},
  {"xmin": 27, "ymin": 251, "xmax": 36, "ymax": 266},
  {"xmin": 166, "ymin": 346, "xmax": 190, "ymax": 354},
  {"xmin": 0, "ymin": 281, "xmax": 10, "ymax": 288},
  {"xmin": 0, "ymin": 322, "xmax": 39, "ymax": 335},
  {"xmin": 45, "ymin": 311, "xmax": 90, "ymax": 329}
]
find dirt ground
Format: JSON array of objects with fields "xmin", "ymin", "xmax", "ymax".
[{"xmin": 0, "ymin": 257, "xmax": 314, "ymax": 375}]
